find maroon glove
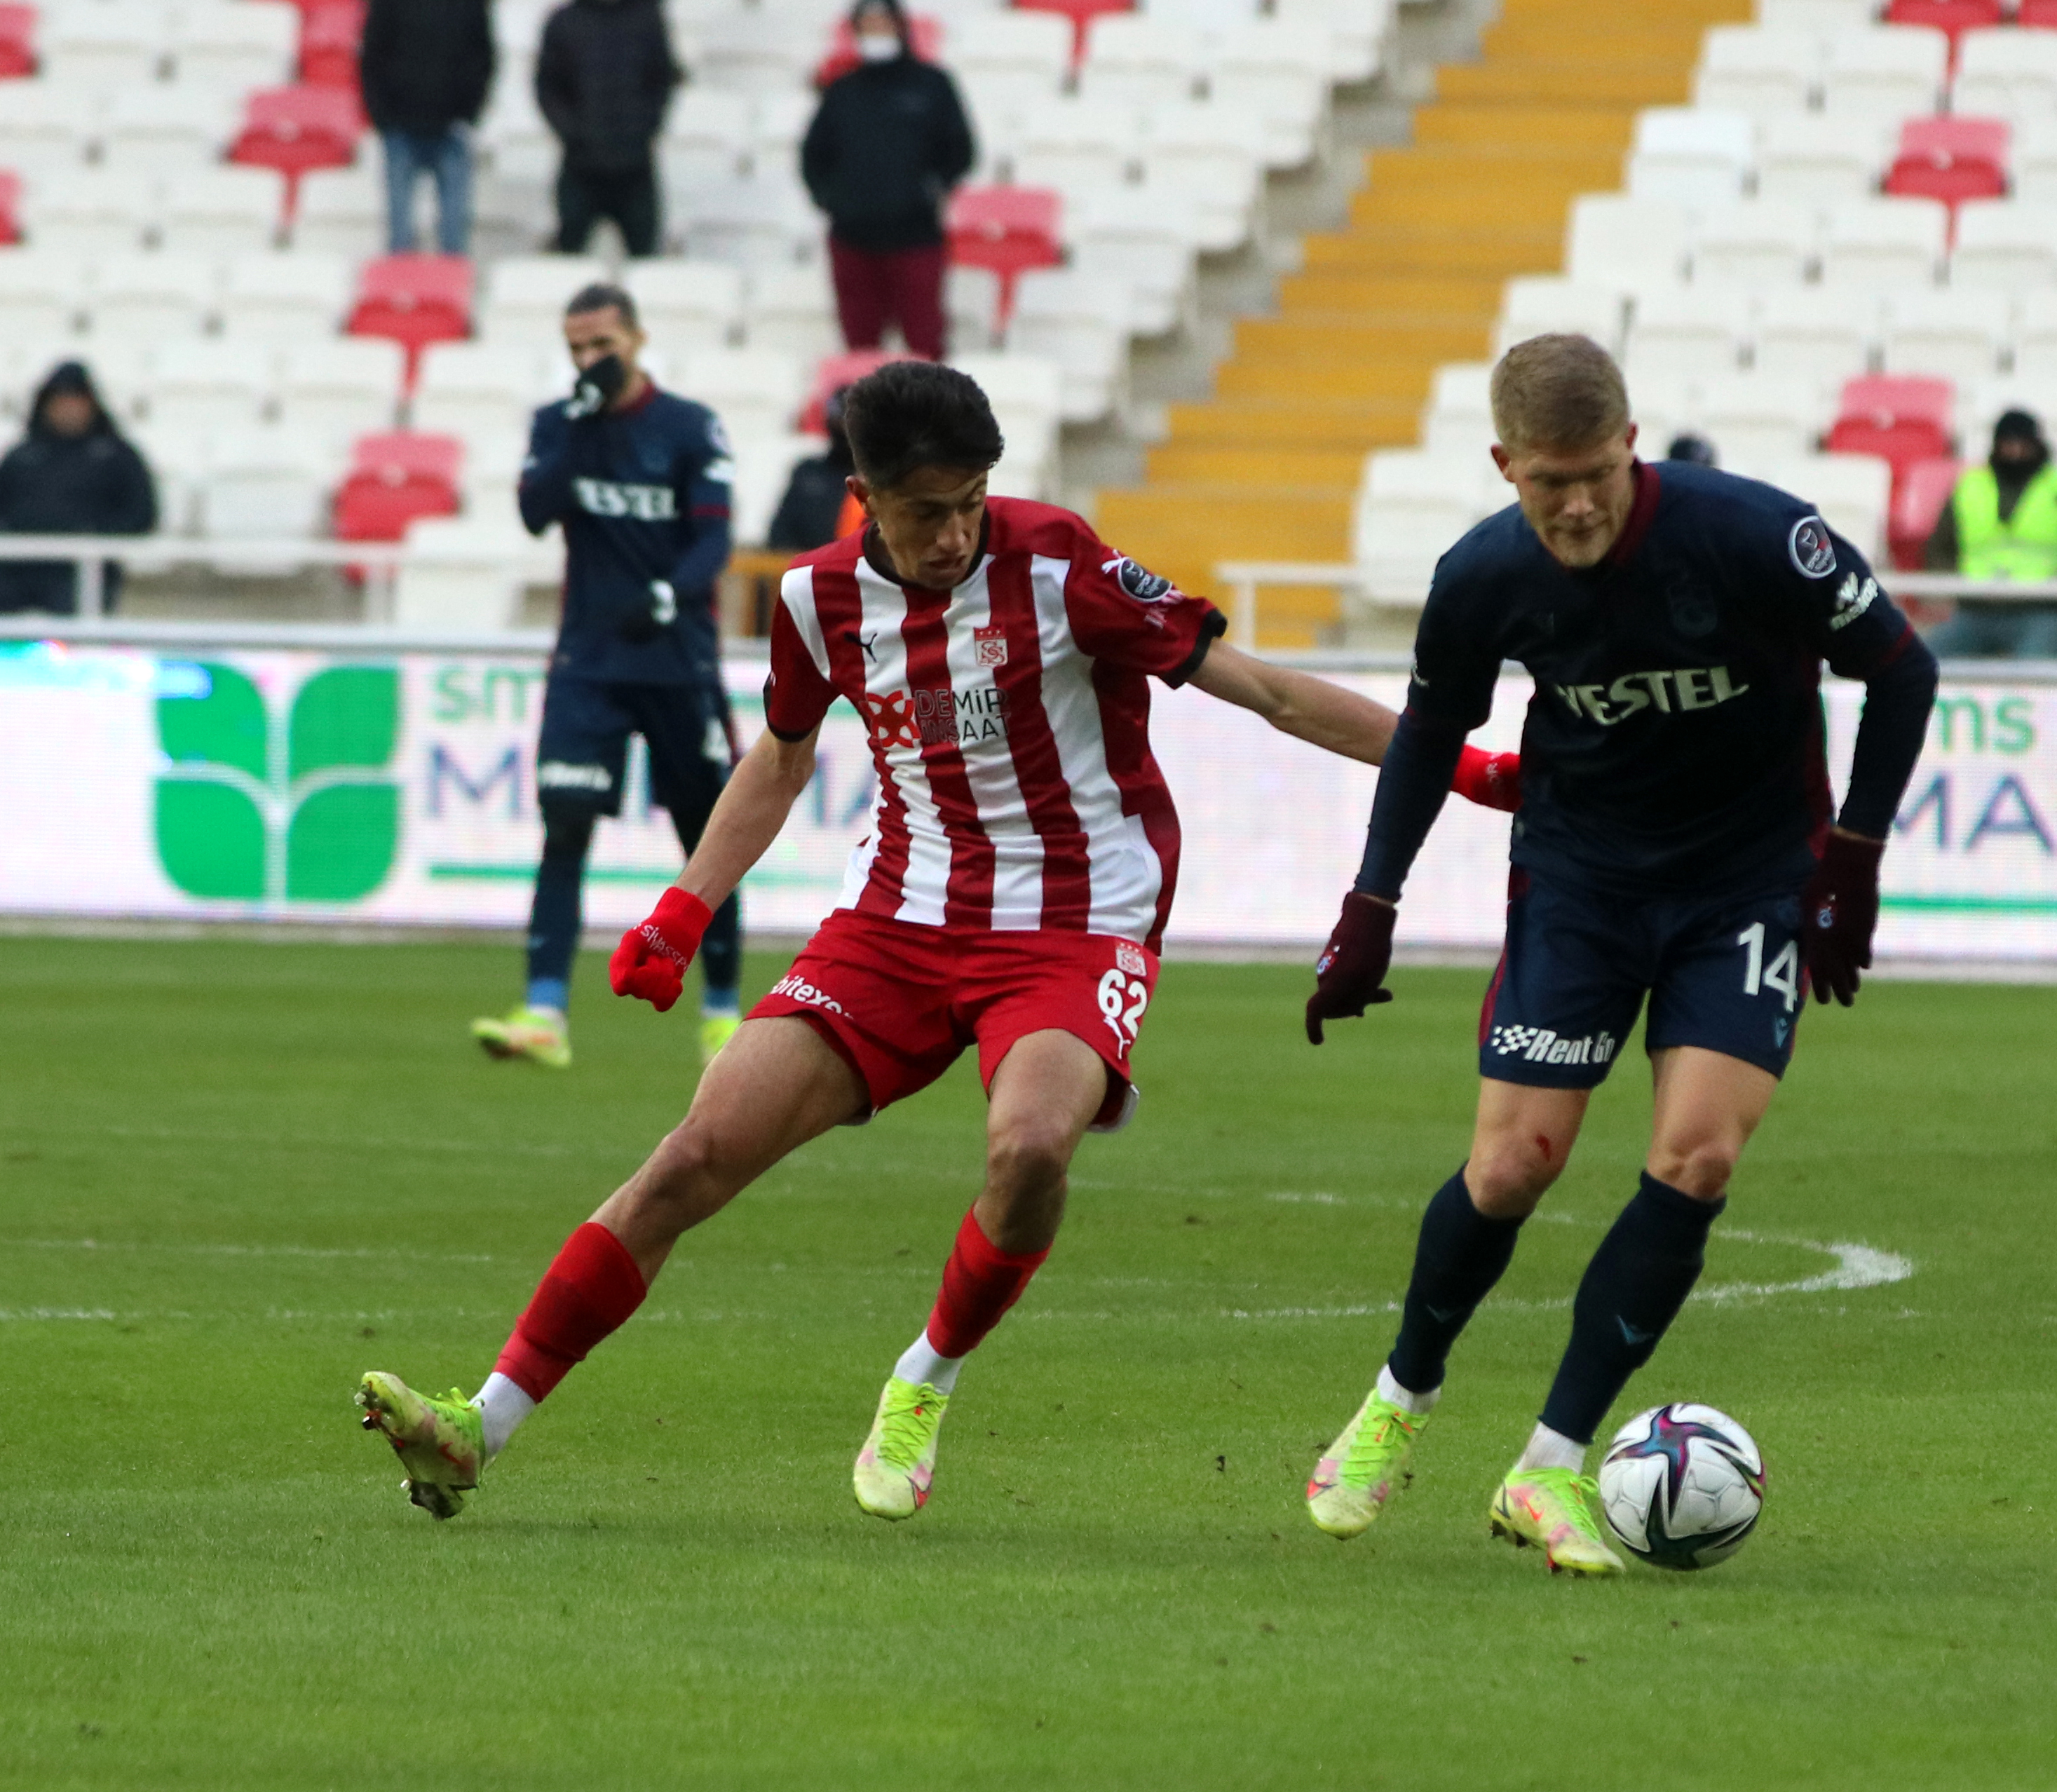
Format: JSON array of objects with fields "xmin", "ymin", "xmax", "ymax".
[
  {"xmin": 1305, "ymin": 892, "xmax": 1397, "ymax": 1044},
  {"xmin": 609, "ymin": 886, "xmax": 712, "ymax": 1012},
  {"xmin": 1800, "ymin": 831, "xmax": 1884, "ymax": 1008},
  {"xmin": 1451, "ymin": 745, "xmax": 1521, "ymax": 813}
]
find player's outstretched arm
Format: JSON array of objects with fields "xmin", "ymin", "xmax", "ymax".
[{"xmin": 609, "ymin": 726, "xmax": 820, "ymax": 1011}]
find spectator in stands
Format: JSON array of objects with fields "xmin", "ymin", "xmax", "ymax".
[
  {"xmin": 1665, "ymin": 433, "xmax": 1717, "ymax": 468},
  {"xmin": 536, "ymin": 0, "xmax": 679, "ymax": 259},
  {"xmin": 767, "ymin": 388, "xmax": 862, "ymax": 550},
  {"xmin": 802, "ymin": 0, "xmax": 974, "ymax": 361},
  {"xmin": 1924, "ymin": 409, "xmax": 2057, "ymax": 660},
  {"xmin": 360, "ymin": 0, "xmax": 496, "ymax": 255},
  {"xmin": 0, "ymin": 362, "xmax": 157, "ymax": 617}
]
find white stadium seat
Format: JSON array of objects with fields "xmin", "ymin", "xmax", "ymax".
[
  {"xmin": 98, "ymin": 83, "xmax": 230, "ymax": 177},
  {"xmin": 1627, "ymin": 109, "xmax": 1755, "ymax": 209},
  {"xmin": 1692, "ymin": 27, "xmax": 1820, "ymax": 120},
  {"xmin": 276, "ymin": 339, "xmax": 407, "ymax": 450},
  {"xmin": 1745, "ymin": 453, "xmax": 1892, "ymax": 559},
  {"xmin": 0, "ymin": 250, "xmax": 88, "ymax": 341},
  {"xmin": 1953, "ymin": 28, "xmax": 2057, "ymax": 125},
  {"xmin": 2011, "ymin": 121, "xmax": 2057, "ymax": 208},
  {"xmin": 695, "ymin": 14, "xmax": 817, "ymax": 95},
  {"xmin": 1950, "ymin": 203, "xmax": 2057, "ymax": 296},
  {"xmin": 1695, "ymin": 371, "xmax": 1826, "ymax": 466},
  {"xmin": 172, "ymin": 1, "xmax": 297, "ymax": 93},
  {"xmin": 740, "ymin": 264, "xmax": 841, "ymax": 360},
  {"xmin": 1010, "ymin": 101, "xmax": 1141, "ymax": 198},
  {"xmin": 41, "ymin": 2, "xmax": 167, "ymax": 89},
  {"xmin": 1493, "ymin": 277, "xmax": 1627, "ymax": 357},
  {"xmin": 674, "ymin": 347, "xmax": 804, "ymax": 441},
  {"xmin": 1078, "ymin": 15, "xmax": 1200, "ymax": 112},
  {"xmin": 217, "ymin": 252, "xmax": 353, "ymax": 344},
  {"xmin": 478, "ymin": 256, "xmax": 611, "ymax": 344},
  {"xmin": 1755, "ymin": 114, "xmax": 1889, "ymax": 207},
  {"xmin": 1752, "ymin": 287, "xmax": 1875, "ymax": 391},
  {"xmin": 0, "ymin": 84, "xmax": 95, "ymax": 179},
  {"xmin": 1272, "ymin": 0, "xmax": 1390, "ymax": 86},
  {"xmin": 1819, "ymin": 26, "xmax": 1949, "ymax": 126},
  {"xmin": 948, "ymin": 12, "xmax": 1073, "ymax": 116},
  {"xmin": 1207, "ymin": 21, "xmax": 1330, "ymax": 168},
  {"xmin": 292, "ymin": 164, "xmax": 384, "ymax": 259},
  {"xmin": 197, "ymin": 427, "xmax": 337, "ymax": 543},
  {"xmin": 1139, "ymin": 102, "xmax": 1265, "ymax": 253},
  {"xmin": 159, "ymin": 165, "xmax": 281, "ymax": 254},
  {"xmin": 147, "ymin": 338, "xmax": 272, "ymax": 435},
  {"xmin": 1419, "ymin": 361, "xmax": 1494, "ymax": 456},
  {"xmin": 1068, "ymin": 185, "xmax": 1198, "ymax": 337},
  {"xmin": 1565, "ymin": 195, "xmax": 1691, "ymax": 288},
  {"xmin": 1009, "ymin": 270, "xmax": 1130, "ymax": 423},
  {"xmin": 85, "ymin": 252, "xmax": 220, "ymax": 341},
  {"xmin": 1817, "ymin": 198, "xmax": 1948, "ymax": 292},
  {"xmin": 1757, "ymin": 0, "xmax": 1877, "ymax": 28},
  {"xmin": 679, "ymin": 176, "xmax": 819, "ymax": 267},
  {"xmin": 1880, "ymin": 287, "xmax": 2012, "ymax": 383},
  {"xmin": 394, "ymin": 516, "xmax": 536, "ymax": 632},
  {"xmin": 412, "ymin": 343, "xmax": 557, "ymax": 442},
  {"xmin": 623, "ymin": 260, "xmax": 745, "ymax": 353},
  {"xmin": 1623, "ymin": 287, "xmax": 1751, "ymax": 383},
  {"xmin": 1692, "ymin": 201, "xmax": 1817, "ymax": 290},
  {"xmin": 2010, "ymin": 292, "xmax": 2057, "ymax": 384},
  {"xmin": 658, "ymin": 88, "xmax": 753, "ymax": 190},
  {"xmin": 19, "ymin": 170, "xmax": 158, "ymax": 255}
]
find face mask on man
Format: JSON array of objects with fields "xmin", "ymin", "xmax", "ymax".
[{"xmin": 856, "ymin": 31, "xmax": 899, "ymax": 60}]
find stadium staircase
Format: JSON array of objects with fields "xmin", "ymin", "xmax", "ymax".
[{"xmin": 1097, "ymin": 0, "xmax": 1751, "ymax": 649}]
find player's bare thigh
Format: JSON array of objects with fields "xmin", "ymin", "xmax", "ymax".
[
  {"xmin": 595, "ymin": 1017, "xmax": 867, "ymax": 1280},
  {"xmin": 1645, "ymin": 1045, "xmax": 1778, "ymax": 1201},
  {"xmin": 1465, "ymin": 1078, "xmax": 1592, "ymax": 1218},
  {"xmin": 978, "ymin": 1029, "xmax": 1109, "ymax": 1254}
]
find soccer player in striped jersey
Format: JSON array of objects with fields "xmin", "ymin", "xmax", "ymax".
[{"xmin": 358, "ymin": 361, "xmax": 1518, "ymax": 1522}]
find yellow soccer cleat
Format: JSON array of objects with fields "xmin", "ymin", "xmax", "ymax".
[
  {"xmin": 699, "ymin": 1011, "xmax": 740, "ymax": 1067},
  {"xmin": 470, "ymin": 1004, "xmax": 571, "ymax": 1068},
  {"xmin": 853, "ymin": 1376, "xmax": 949, "ymax": 1521},
  {"xmin": 356, "ymin": 1372, "xmax": 485, "ymax": 1521},
  {"xmin": 1307, "ymin": 1389, "xmax": 1428, "ymax": 1540},
  {"xmin": 1489, "ymin": 1466, "xmax": 1626, "ymax": 1577}
]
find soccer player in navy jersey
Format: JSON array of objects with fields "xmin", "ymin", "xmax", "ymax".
[
  {"xmin": 1302, "ymin": 334, "xmax": 1938, "ymax": 1574},
  {"xmin": 358, "ymin": 361, "xmax": 1519, "ymax": 1524},
  {"xmin": 470, "ymin": 283, "xmax": 744, "ymax": 1071}
]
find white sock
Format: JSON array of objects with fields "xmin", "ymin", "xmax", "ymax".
[
  {"xmin": 892, "ymin": 1330, "xmax": 965, "ymax": 1394},
  {"xmin": 1516, "ymin": 1420, "xmax": 1587, "ymax": 1474},
  {"xmin": 473, "ymin": 1371, "xmax": 537, "ymax": 1460},
  {"xmin": 1377, "ymin": 1363, "xmax": 1441, "ymax": 1416}
]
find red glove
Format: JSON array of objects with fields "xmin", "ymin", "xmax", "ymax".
[
  {"xmin": 1800, "ymin": 831, "xmax": 1883, "ymax": 1008},
  {"xmin": 609, "ymin": 886, "xmax": 712, "ymax": 1012},
  {"xmin": 1452, "ymin": 745, "xmax": 1521, "ymax": 813},
  {"xmin": 1305, "ymin": 892, "xmax": 1397, "ymax": 1044}
]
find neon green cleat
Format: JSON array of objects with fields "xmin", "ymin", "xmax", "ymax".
[
  {"xmin": 1488, "ymin": 1466, "xmax": 1626, "ymax": 1577},
  {"xmin": 853, "ymin": 1376, "xmax": 949, "ymax": 1520},
  {"xmin": 1307, "ymin": 1390, "xmax": 1428, "ymax": 1540},
  {"xmin": 471, "ymin": 1005, "xmax": 570, "ymax": 1068},
  {"xmin": 699, "ymin": 1010, "xmax": 740, "ymax": 1067},
  {"xmin": 356, "ymin": 1372, "xmax": 485, "ymax": 1521}
]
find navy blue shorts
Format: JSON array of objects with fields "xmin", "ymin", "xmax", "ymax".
[
  {"xmin": 1478, "ymin": 868, "xmax": 1807, "ymax": 1088},
  {"xmin": 535, "ymin": 675, "xmax": 733, "ymax": 820}
]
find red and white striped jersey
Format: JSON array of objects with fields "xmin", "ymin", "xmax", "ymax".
[{"xmin": 764, "ymin": 497, "xmax": 1226, "ymax": 951}]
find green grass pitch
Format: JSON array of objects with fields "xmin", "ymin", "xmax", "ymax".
[{"xmin": 0, "ymin": 934, "xmax": 2052, "ymax": 1790}]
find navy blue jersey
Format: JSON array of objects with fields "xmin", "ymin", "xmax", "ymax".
[
  {"xmin": 518, "ymin": 383, "xmax": 733, "ymax": 686},
  {"xmin": 1406, "ymin": 461, "xmax": 1919, "ymax": 896}
]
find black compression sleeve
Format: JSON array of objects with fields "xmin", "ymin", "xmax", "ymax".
[
  {"xmin": 1355, "ymin": 708, "xmax": 1468, "ymax": 900},
  {"xmin": 1838, "ymin": 629, "xmax": 1939, "ymax": 840}
]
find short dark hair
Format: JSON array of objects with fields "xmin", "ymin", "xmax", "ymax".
[
  {"xmin": 843, "ymin": 361, "xmax": 1005, "ymax": 489},
  {"xmin": 564, "ymin": 282, "xmax": 639, "ymax": 327}
]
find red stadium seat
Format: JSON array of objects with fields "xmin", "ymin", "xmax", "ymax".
[
  {"xmin": 2022, "ymin": 0, "xmax": 2057, "ymax": 23},
  {"xmin": 1885, "ymin": 116, "xmax": 2009, "ymax": 214},
  {"xmin": 800, "ymin": 349, "xmax": 921, "ymax": 431},
  {"xmin": 946, "ymin": 185, "xmax": 1062, "ymax": 333},
  {"xmin": 1828, "ymin": 375, "xmax": 1955, "ymax": 478},
  {"xmin": 1887, "ymin": 454, "xmax": 1964, "ymax": 570},
  {"xmin": 229, "ymin": 84, "xmax": 362, "ymax": 210},
  {"xmin": 0, "ymin": 170, "xmax": 20, "ymax": 245},
  {"xmin": 1014, "ymin": 0, "xmax": 1132, "ymax": 65},
  {"xmin": 814, "ymin": 11, "xmax": 942, "ymax": 86},
  {"xmin": 298, "ymin": 0, "xmax": 363, "ymax": 88},
  {"xmin": 346, "ymin": 253, "xmax": 474, "ymax": 380},
  {"xmin": 1886, "ymin": 0, "xmax": 2001, "ymax": 62},
  {"xmin": 0, "ymin": 3, "xmax": 35, "ymax": 77},
  {"xmin": 333, "ymin": 431, "xmax": 463, "ymax": 541}
]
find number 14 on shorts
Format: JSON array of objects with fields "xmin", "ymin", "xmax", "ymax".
[
  {"xmin": 1098, "ymin": 954, "xmax": 1150, "ymax": 1059},
  {"xmin": 1737, "ymin": 920, "xmax": 1800, "ymax": 1012}
]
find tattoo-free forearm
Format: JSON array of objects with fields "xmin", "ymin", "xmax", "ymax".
[{"xmin": 676, "ymin": 732, "xmax": 815, "ymax": 911}]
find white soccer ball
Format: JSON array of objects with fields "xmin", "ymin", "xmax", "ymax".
[{"xmin": 1597, "ymin": 1403, "xmax": 1765, "ymax": 1570}]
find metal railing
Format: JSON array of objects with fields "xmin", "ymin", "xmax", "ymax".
[{"xmin": 0, "ymin": 534, "xmax": 414, "ymax": 619}]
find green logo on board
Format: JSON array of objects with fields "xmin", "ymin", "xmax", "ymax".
[{"xmin": 154, "ymin": 662, "xmax": 401, "ymax": 903}]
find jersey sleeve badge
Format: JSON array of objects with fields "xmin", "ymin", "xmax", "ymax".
[
  {"xmin": 1788, "ymin": 515, "xmax": 1838, "ymax": 579},
  {"xmin": 1102, "ymin": 553, "xmax": 1178, "ymax": 604}
]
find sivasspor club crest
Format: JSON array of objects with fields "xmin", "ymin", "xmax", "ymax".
[
  {"xmin": 1115, "ymin": 942, "xmax": 1148, "ymax": 976},
  {"xmin": 1103, "ymin": 554, "xmax": 1178, "ymax": 604},
  {"xmin": 973, "ymin": 623, "xmax": 1007, "ymax": 667}
]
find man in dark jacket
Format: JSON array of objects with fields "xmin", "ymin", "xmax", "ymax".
[
  {"xmin": 802, "ymin": 0, "xmax": 975, "ymax": 359},
  {"xmin": 766, "ymin": 386, "xmax": 860, "ymax": 551},
  {"xmin": 536, "ymin": 0, "xmax": 679, "ymax": 259},
  {"xmin": 0, "ymin": 362, "xmax": 156, "ymax": 616},
  {"xmin": 360, "ymin": 0, "xmax": 494, "ymax": 254}
]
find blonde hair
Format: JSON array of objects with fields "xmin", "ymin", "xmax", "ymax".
[{"xmin": 1490, "ymin": 334, "xmax": 1630, "ymax": 453}]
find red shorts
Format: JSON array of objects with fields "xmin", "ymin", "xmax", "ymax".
[{"xmin": 747, "ymin": 909, "xmax": 1160, "ymax": 1127}]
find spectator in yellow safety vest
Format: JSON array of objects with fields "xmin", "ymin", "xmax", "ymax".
[{"xmin": 1923, "ymin": 409, "xmax": 2057, "ymax": 659}]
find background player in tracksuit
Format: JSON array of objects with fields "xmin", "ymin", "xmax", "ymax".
[
  {"xmin": 472, "ymin": 280, "xmax": 742, "ymax": 1070},
  {"xmin": 1301, "ymin": 333, "xmax": 1938, "ymax": 1575}
]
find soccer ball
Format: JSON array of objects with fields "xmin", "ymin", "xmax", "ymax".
[{"xmin": 1597, "ymin": 1403, "xmax": 1765, "ymax": 1570}]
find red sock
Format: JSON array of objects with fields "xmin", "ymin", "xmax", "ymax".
[
  {"xmin": 925, "ymin": 1207, "xmax": 1050, "ymax": 1359},
  {"xmin": 493, "ymin": 1221, "xmax": 648, "ymax": 1402},
  {"xmin": 1452, "ymin": 744, "xmax": 1523, "ymax": 814}
]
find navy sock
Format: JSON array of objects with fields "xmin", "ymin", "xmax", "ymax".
[
  {"xmin": 525, "ymin": 808, "xmax": 595, "ymax": 999},
  {"xmin": 1539, "ymin": 1172, "xmax": 1724, "ymax": 1446},
  {"xmin": 1387, "ymin": 1168, "xmax": 1527, "ymax": 1396}
]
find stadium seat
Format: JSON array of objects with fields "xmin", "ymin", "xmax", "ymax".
[
  {"xmin": 946, "ymin": 185, "xmax": 1063, "ymax": 333},
  {"xmin": 656, "ymin": 88, "xmax": 752, "ymax": 191},
  {"xmin": 477, "ymin": 254, "xmax": 608, "ymax": 343},
  {"xmin": 392, "ymin": 514, "xmax": 533, "ymax": 631},
  {"xmin": 197, "ymin": 426, "xmax": 336, "ymax": 542},
  {"xmin": 100, "ymin": 83, "xmax": 233, "ymax": 177},
  {"xmin": 1624, "ymin": 287, "xmax": 1751, "ymax": 382},
  {"xmin": 1137, "ymin": 101, "xmax": 1265, "ymax": 254},
  {"xmin": 217, "ymin": 250, "xmax": 351, "ymax": 342},
  {"xmin": 800, "ymin": 349, "xmax": 916, "ymax": 433},
  {"xmin": 622, "ymin": 259, "xmax": 745, "ymax": 353},
  {"xmin": 1205, "ymin": 21, "xmax": 1328, "ymax": 168},
  {"xmin": 1493, "ymin": 277, "xmax": 1627, "ymax": 358},
  {"xmin": 148, "ymin": 339, "xmax": 273, "ymax": 435},
  {"xmin": 740, "ymin": 264, "xmax": 841, "ymax": 360},
  {"xmin": 674, "ymin": 347, "xmax": 805, "ymax": 440},
  {"xmin": 2009, "ymin": 119, "xmax": 2057, "ymax": 205},
  {"xmin": 2023, "ymin": 0, "xmax": 2057, "ymax": 23},
  {"xmin": 161, "ymin": 165, "xmax": 285, "ymax": 254},
  {"xmin": 347, "ymin": 254, "xmax": 474, "ymax": 376},
  {"xmin": 1753, "ymin": 287, "xmax": 1877, "ymax": 391},
  {"xmin": 950, "ymin": 350, "xmax": 1062, "ymax": 494},
  {"xmin": 1817, "ymin": 197, "xmax": 1949, "ymax": 290},
  {"xmin": 1692, "ymin": 27, "xmax": 1821, "ymax": 121},
  {"xmin": 0, "ymin": 172, "xmax": 16, "ymax": 247},
  {"xmin": 412, "ymin": 341, "xmax": 553, "ymax": 441},
  {"xmin": 1885, "ymin": 0, "xmax": 2001, "ymax": 57},
  {"xmin": 1819, "ymin": 26, "xmax": 1950, "ymax": 124},
  {"xmin": 1009, "ymin": 100, "xmax": 1140, "ymax": 198},
  {"xmin": 749, "ymin": 90, "xmax": 817, "ymax": 179},
  {"xmin": 175, "ymin": 1, "xmax": 297, "ymax": 92},
  {"xmin": 291, "ymin": 161, "xmax": 381, "ymax": 255},
  {"xmin": 1747, "ymin": 452, "xmax": 1894, "ymax": 558},
  {"xmin": 1077, "ymin": 15, "xmax": 1199, "ymax": 111},
  {"xmin": 1353, "ymin": 451, "xmax": 1494, "ymax": 604},
  {"xmin": 1880, "ymin": 287, "xmax": 2011, "ymax": 381},
  {"xmin": 1952, "ymin": 26, "xmax": 2057, "ymax": 121},
  {"xmin": 695, "ymin": 14, "xmax": 817, "ymax": 94},
  {"xmin": 1697, "ymin": 372, "xmax": 1827, "ymax": 466},
  {"xmin": 944, "ymin": 264, "xmax": 1004, "ymax": 353},
  {"xmin": 298, "ymin": 0, "xmax": 363, "ymax": 88},
  {"xmin": 0, "ymin": 83, "xmax": 89, "ymax": 179},
  {"xmin": 1015, "ymin": 0, "xmax": 1132, "ymax": 65},
  {"xmin": 1564, "ymin": 194, "xmax": 1691, "ymax": 288},
  {"xmin": 229, "ymin": 84, "xmax": 362, "ymax": 188},
  {"xmin": 679, "ymin": 176, "xmax": 818, "ymax": 268},
  {"xmin": 1009, "ymin": 270, "xmax": 1129, "ymax": 423},
  {"xmin": 86, "ymin": 252, "xmax": 219, "ymax": 341},
  {"xmin": 1827, "ymin": 374, "xmax": 1956, "ymax": 474},
  {"xmin": 277, "ymin": 337, "xmax": 407, "ymax": 449},
  {"xmin": 1887, "ymin": 452, "xmax": 1963, "ymax": 566},
  {"xmin": 1756, "ymin": 115, "xmax": 1891, "ymax": 205},
  {"xmin": 41, "ymin": 2, "xmax": 165, "ymax": 88},
  {"xmin": 0, "ymin": 1, "xmax": 34, "ymax": 76},
  {"xmin": 1068, "ymin": 184, "xmax": 1196, "ymax": 335},
  {"xmin": 1885, "ymin": 116, "xmax": 2008, "ymax": 211},
  {"xmin": 1418, "ymin": 361, "xmax": 1495, "ymax": 456},
  {"xmin": 0, "ymin": 248, "xmax": 84, "ymax": 339},
  {"xmin": 1691, "ymin": 201, "xmax": 1817, "ymax": 289},
  {"xmin": 1627, "ymin": 109, "xmax": 1755, "ymax": 208},
  {"xmin": 333, "ymin": 430, "xmax": 463, "ymax": 541},
  {"xmin": 1950, "ymin": 201, "xmax": 2057, "ymax": 292},
  {"xmin": 19, "ymin": 170, "xmax": 157, "ymax": 254},
  {"xmin": 76, "ymin": 339, "xmax": 155, "ymax": 426},
  {"xmin": 2009, "ymin": 291, "xmax": 2057, "ymax": 381},
  {"xmin": 1272, "ymin": 0, "xmax": 1390, "ymax": 86},
  {"xmin": 947, "ymin": 11, "xmax": 1073, "ymax": 114}
]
